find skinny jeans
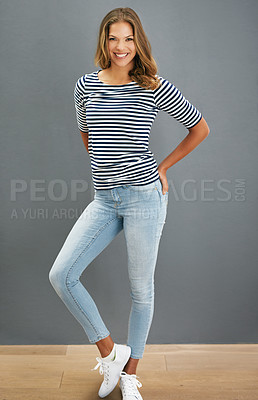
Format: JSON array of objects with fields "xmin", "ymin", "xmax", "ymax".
[{"xmin": 49, "ymin": 177, "xmax": 168, "ymax": 359}]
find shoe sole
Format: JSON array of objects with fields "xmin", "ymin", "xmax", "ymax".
[{"xmin": 98, "ymin": 345, "xmax": 131, "ymax": 398}]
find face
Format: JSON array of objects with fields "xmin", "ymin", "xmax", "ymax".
[{"xmin": 107, "ymin": 21, "xmax": 136, "ymax": 68}]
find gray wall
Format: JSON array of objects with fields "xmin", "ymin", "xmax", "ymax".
[{"xmin": 1, "ymin": 0, "xmax": 257, "ymax": 345}]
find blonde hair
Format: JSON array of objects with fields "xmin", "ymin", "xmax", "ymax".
[{"xmin": 94, "ymin": 7, "xmax": 162, "ymax": 90}]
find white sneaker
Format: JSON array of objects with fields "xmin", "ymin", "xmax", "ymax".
[
  {"xmin": 119, "ymin": 371, "xmax": 143, "ymax": 399},
  {"xmin": 92, "ymin": 344, "xmax": 131, "ymax": 398}
]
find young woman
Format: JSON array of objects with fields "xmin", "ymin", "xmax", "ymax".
[{"xmin": 49, "ymin": 7, "xmax": 209, "ymax": 400}]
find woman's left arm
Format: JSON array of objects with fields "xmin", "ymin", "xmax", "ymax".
[{"xmin": 157, "ymin": 116, "xmax": 210, "ymax": 194}]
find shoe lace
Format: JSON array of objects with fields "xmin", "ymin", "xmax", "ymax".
[
  {"xmin": 91, "ymin": 357, "xmax": 110, "ymax": 385},
  {"xmin": 120, "ymin": 372, "xmax": 142, "ymax": 396}
]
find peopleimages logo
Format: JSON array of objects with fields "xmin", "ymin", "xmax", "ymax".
[
  {"xmin": 10, "ymin": 179, "xmax": 90, "ymax": 201},
  {"xmin": 9, "ymin": 178, "xmax": 246, "ymax": 220}
]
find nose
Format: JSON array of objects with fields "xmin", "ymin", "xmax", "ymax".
[{"xmin": 115, "ymin": 40, "xmax": 126, "ymax": 51}]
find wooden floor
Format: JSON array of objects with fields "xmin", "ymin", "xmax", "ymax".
[{"xmin": 0, "ymin": 344, "xmax": 257, "ymax": 399}]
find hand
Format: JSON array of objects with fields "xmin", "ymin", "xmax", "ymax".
[{"xmin": 157, "ymin": 167, "xmax": 169, "ymax": 195}]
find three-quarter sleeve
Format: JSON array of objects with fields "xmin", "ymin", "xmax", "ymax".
[
  {"xmin": 73, "ymin": 75, "xmax": 89, "ymax": 133},
  {"xmin": 153, "ymin": 76, "xmax": 202, "ymax": 129}
]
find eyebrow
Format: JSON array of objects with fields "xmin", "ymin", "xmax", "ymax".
[{"xmin": 108, "ymin": 34, "xmax": 134, "ymax": 37}]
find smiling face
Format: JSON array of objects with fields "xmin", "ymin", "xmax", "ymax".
[{"xmin": 107, "ymin": 21, "xmax": 137, "ymax": 68}]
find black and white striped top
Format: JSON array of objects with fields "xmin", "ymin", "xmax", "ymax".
[{"xmin": 74, "ymin": 70, "xmax": 202, "ymax": 190}]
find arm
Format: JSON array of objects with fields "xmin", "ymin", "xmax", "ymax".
[
  {"xmin": 80, "ymin": 131, "xmax": 89, "ymax": 153},
  {"xmin": 157, "ymin": 116, "xmax": 210, "ymax": 194},
  {"xmin": 74, "ymin": 75, "xmax": 89, "ymax": 149},
  {"xmin": 153, "ymin": 76, "xmax": 209, "ymax": 193}
]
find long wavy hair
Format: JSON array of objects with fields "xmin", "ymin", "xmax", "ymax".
[{"xmin": 94, "ymin": 7, "xmax": 162, "ymax": 90}]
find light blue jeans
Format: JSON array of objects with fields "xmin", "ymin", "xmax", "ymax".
[{"xmin": 49, "ymin": 176, "xmax": 168, "ymax": 359}]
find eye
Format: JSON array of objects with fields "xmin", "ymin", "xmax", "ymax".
[{"xmin": 108, "ymin": 37, "xmax": 133, "ymax": 41}]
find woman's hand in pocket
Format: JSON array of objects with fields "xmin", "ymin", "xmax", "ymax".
[{"xmin": 157, "ymin": 167, "xmax": 169, "ymax": 195}]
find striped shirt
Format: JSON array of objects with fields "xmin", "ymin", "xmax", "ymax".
[{"xmin": 74, "ymin": 69, "xmax": 202, "ymax": 190}]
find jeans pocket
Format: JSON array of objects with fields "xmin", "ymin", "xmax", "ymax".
[
  {"xmin": 159, "ymin": 189, "xmax": 168, "ymax": 205},
  {"xmin": 165, "ymin": 191, "xmax": 168, "ymax": 205},
  {"xmin": 156, "ymin": 178, "xmax": 169, "ymax": 197}
]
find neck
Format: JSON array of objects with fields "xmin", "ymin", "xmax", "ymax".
[{"xmin": 107, "ymin": 63, "xmax": 134, "ymax": 82}]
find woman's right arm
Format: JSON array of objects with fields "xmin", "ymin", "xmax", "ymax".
[
  {"xmin": 80, "ymin": 131, "xmax": 89, "ymax": 153},
  {"xmin": 74, "ymin": 76, "xmax": 89, "ymax": 153}
]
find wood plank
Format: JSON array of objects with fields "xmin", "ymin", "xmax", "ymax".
[
  {"xmin": 0, "ymin": 345, "xmax": 67, "ymax": 355},
  {"xmin": 166, "ymin": 351, "xmax": 258, "ymax": 370}
]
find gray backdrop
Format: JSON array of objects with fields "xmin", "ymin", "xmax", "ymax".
[{"xmin": 1, "ymin": 0, "xmax": 257, "ymax": 345}]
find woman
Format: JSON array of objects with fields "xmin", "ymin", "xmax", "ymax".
[{"xmin": 49, "ymin": 7, "xmax": 209, "ymax": 400}]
